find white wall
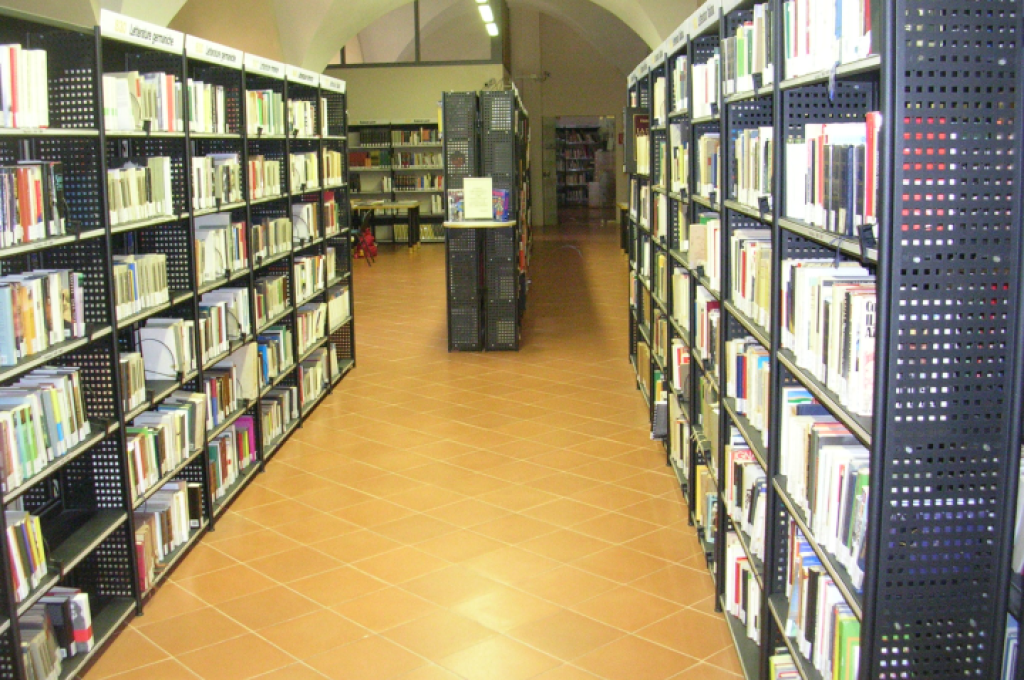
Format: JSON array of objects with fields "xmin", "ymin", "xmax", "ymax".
[{"xmin": 325, "ymin": 64, "xmax": 504, "ymax": 122}]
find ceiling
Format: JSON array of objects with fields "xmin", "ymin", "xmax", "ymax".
[{"xmin": 0, "ymin": 0, "xmax": 696, "ymax": 72}]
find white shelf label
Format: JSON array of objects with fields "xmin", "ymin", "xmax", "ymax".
[
  {"xmin": 100, "ymin": 9, "xmax": 184, "ymax": 54},
  {"xmin": 185, "ymin": 35, "xmax": 242, "ymax": 69},
  {"xmin": 320, "ymin": 74, "xmax": 346, "ymax": 93},
  {"xmin": 286, "ymin": 65, "xmax": 319, "ymax": 86},
  {"xmin": 244, "ymin": 53, "xmax": 285, "ymax": 79}
]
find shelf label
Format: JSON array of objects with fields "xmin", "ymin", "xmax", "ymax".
[
  {"xmin": 244, "ymin": 53, "xmax": 285, "ymax": 79},
  {"xmin": 286, "ymin": 65, "xmax": 320, "ymax": 86},
  {"xmin": 320, "ymin": 74, "xmax": 346, "ymax": 93},
  {"xmin": 671, "ymin": 26, "xmax": 688, "ymax": 48},
  {"xmin": 693, "ymin": 0, "xmax": 721, "ymax": 33},
  {"xmin": 355, "ymin": 119, "xmax": 386, "ymax": 125},
  {"xmin": 100, "ymin": 10, "xmax": 184, "ymax": 54},
  {"xmin": 185, "ymin": 35, "xmax": 242, "ymax": 69}
]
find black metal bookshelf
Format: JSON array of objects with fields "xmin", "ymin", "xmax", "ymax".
[
  {"xmin": 627, "ymin": 0, "xmax": 1024, "ymax": 678},
  {"xmin": 0, "ymin": 8, "xmax": 356, "ymax": 678}
]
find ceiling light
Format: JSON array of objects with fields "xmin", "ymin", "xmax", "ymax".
[
  {"xmin": 476, "ymin": 0, "xmax": 487, "ymax": 3},
  {"xmin": 486, "ymin": 22, "xmax": 499, "ymax": 36},
  {"xmin": 478, "ymin": 4, "xmax": 494, "ymax": 22}
]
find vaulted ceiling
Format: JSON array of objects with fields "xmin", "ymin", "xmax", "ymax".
[{"xmin": 0, "ymin": 0, "xmax": 696, "ymax": 72}]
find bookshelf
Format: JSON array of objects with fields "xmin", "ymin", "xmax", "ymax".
[
  {"xmin": 555, "ymin": 125, "xmax": 599, "ymax": 207},
  {"xmin": 348, "ymin": 119, "xmax": 445, "ymax": 244},
  {"xmin": 0, "ymin": 8, "xmax": 355, "ymax": 678},
  {"xmin": 627, "ymin": 1, "xmax": 1024, "ymax": 679}
]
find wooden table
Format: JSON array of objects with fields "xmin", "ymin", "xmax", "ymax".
[{"xmin": 352, "ymin": 200, "xmax": 422, "ymax": 247}]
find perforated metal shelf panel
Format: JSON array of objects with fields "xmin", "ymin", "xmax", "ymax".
[{"xmin": 868, "ymin": 2, "xmax": 1024, "ymax": 678}]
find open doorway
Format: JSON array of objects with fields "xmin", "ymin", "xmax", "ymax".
[{"xmin": 543, "ymin": 116, "xmax": 616, "ymax": 225}]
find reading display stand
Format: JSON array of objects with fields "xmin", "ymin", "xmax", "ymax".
[
  {"xmin": 348, "ymin": 119, "xmax": 445, "ymax": 244},
  {"xmin": 0, "ymin": 9, "xmax": 355, "ymax": 678},
  {"xmin": 627, "ymin": 0, "xmax": 1024, "ymax": 678}
]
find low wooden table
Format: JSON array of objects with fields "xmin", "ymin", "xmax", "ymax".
[{"xmin": 352, "ymin": 200, "xmax": 422, "ymax": 247}]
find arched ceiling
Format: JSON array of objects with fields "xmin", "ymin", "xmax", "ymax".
[{"xmin": 0, "ymin": 0, "xmax": 693, "ymax": 72}]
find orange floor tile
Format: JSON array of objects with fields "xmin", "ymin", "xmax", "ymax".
[{"xmin": 80, "ymin": 209, "xmax": 743, "ymax": 680}]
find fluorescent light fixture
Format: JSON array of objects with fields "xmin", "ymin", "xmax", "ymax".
[
  {"xmin": 478, "ymin": 4, "xmax": 494, "ymax": 22},
  {"xmin": 485, "ymin": 21, "xmax": 499, "ymax": 36},
  {"xmin": 476, "ymin": 0, "xmax": 487, "ymax": 3}
]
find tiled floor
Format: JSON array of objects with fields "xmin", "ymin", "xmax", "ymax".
[{"xmin": 81, "ymin": 209, "xmax": 743, "ymax": 680}]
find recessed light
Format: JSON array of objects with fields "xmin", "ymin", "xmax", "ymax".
[
  {"xmin": 485, "ymin": 21, "xmax": 499, "ymax": 36},
  {"xmin": 478, "ymin": 5, "xmax": 494, "ymax": 22}
]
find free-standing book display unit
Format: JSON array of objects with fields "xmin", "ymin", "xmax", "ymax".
[
  {"xmin": 627, "ymin": 0, "xmax": 1024, "ymax": 678},
  {"xmin": 0, "ymin": 8, "xmax": 355, "ymax": 677},
  {"xmin": 555, "ymin": 125, "xmax": 599, "ymax": 207},
  {"xmin": 442, "ymin": 90, "xmax": 531, "ymax": 352}
]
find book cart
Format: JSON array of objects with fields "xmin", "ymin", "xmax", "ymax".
[
  {"xmin": 0, "ymin": 8, "xmax": 355, "ymax": 677},
  {"xmin": 348, "ymin": 119, "xmax": 445, "ymax": 243},
  {"xmin": 442, "ymin": 90, "xmax": 531, "ymax": 352},
  {"xmin": 626, "ymin": 0, "xmax": 1024, "ymax": 678}
]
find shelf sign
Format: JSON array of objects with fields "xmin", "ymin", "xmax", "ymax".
[
  {"xmin": 100, "ymin": 10, "xmax": 184, "ymax": 54},
  {"xmin": 320, "ymin": 75, "xmax": 346, "ymax": 93},
  {"xmin": 671, "ymin": 26, "xmax": 687, "ymax": 48},
  {"xmin": 652, "ymin": 49, "xmax": 665, "ymax": 65},
  {"xmin": 693, "ymin": 0, "xmax": 720, "ymax": 33},
  {"xmin": 185, "ymin": 35, "xmax": 242, "ymax": 69},
  {"xmin": 244, "ymin": 53, "xmax": 285, "ymax": 79},
  {"xmin": 286, "ymin": 65, "xmax": 319, "ymax": 86}
]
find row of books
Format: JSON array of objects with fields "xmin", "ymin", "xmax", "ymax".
[
  {"xmin": 296, "ymin": 348, "xmax": 329, "ymax": 407},
  {"xmin": 668, "ymin": 124, "xmax": 689, "ymax": 194},
  {"xmin": 1, "ymin": 161, "xmax": 67, "ymax": 246},
  {"xmin": 254, "ymin": 276, "xmax": 288, "ymax": 331},
  {"xmin": 199, "ymin": 288, "xmax": 251, "ymax": 359},
  {"xmin": 25, "ymin": 586, "xmax": 94, "ymax": 672},
  {"xmin": 731, "ymin": 126, "xmax": 773, "ymax": 209},
  {"xmin": 127, "ymin": 394, "xmax": 205, "ymax": 502},
  {"xmin": 107, "ymin": 157, "xmax": 174, "ymax": 225},
  {"xmin": 352, "ymin": 129, "xmax": 389, "ymax": 147},
  {"xmin": 287, "ymin": 99, "xmax": 319, "ymax": 137},
  {"xmin": 7, "ymin": 510, "xmax": 46, "ymax": 601},
  {"xmin": 253, "ymin": 216, "xmax": 292, "ymax": 262},
  {"xmin": 0, "ymin": 367, "xmax": 91, "ymax": 493},
  {"xmin": 139, "ymin": 318, "xmax": 196, "ymax": 381},
  {"xmin": 249, "ymin": 155, "xmax": 283, "ymax": 200},
  {"xmin": 296, "ymin": 303, "xmax": 326, "ymax": 355},
  {"xmin": 294, "ymin": 251, "xmax": 330, "ymax": 302},
  {"xmin": 135, "ymin": 480, "xmax": 201, "ymax": 592},
  {"xmin": 635, "ymin": 128, "xmax": 650, "ymax": 176},
  {"xmin": 782, "ymin": 0, "xmax": 875, "ymax": 80},
  {"xmin": 393, "ymin": 152, "xmax": 441, "ymax": 168},
  {"xmin": 560, "ymin": 147, "xmax": 594, "ymax": 161},
  {"xmin": 257, "ymin": 326, "xmax": 293, "ymax": 384},
  {"xmin": 291, "ymin": 202, "xmax": 322, "ymax": 242},
  {"xmin": 725, "ymin": 338, "xmax": 770, "ymax": 436},
  {"xmin": 670, "ymin": 54, "xmax": 690, "ymax": 115},
  {"xmin": 695, "ymin": 285, "xmax": 720, "ymax": 373},
  {"xmin": 119, "ymin": 352, "xmax": 147, "ymax": 414},
  {"xmin": 559, "ymin": 174, "xmax": 592, "ymax": 187},
  {"xmin": 113, "ymin": 254, "xmax": 169, "ymax": 322},
  {"xmin": 725, "ymin": 429, "xmax": 767, "ymax": 552},
  {"xmin": 785, "ymin": 525, "xmax": 861, "ymax": 679},
  {"xmin": 721, "ymin": 2, "xmax": 775, "ymax": 96},
  {"xmin": 784, "ymin": 115, "xmax": 882, "ymax": 236},
  {"xmin": 386, "ymin": 175, "xmax": 444, "ymax": 191},
  {"xmin": 779, "ymin": 385, "xmax": 867, "ymax": 588},
  {"xmin": 780, "ymin": 260, "xmax": 875, "ymax": 417},
  {"xmin": 724, "ymin": 530, "xmax": 762, "ymax": 643},
  {"xmin": 193, "ymin": 154, "xmax": 242, "ymax": 209},
  {"xmin": 348, "ymin": 150, "xmax": 390, "ymax": 169},
  {"xmin": 195, "ymin": 215, "xmax": 249, "ymax": 285},
  {"xmin": 672, "ymin": 268, "xmax": 690, "ymax": 332},
  {"xmin": 0, "ymin": 45, "xmax": 49, "ymax": 129},
  {"xmin": 696, "ymin": 133, "xmax": 720, "ymax": 198},
  {"xmin": 103, "ymin": 71, "xmax": 182, "ymax": 133},
  {"xmin": 187, "ymin": 79, "xmax": 228, "ymax": 135},
  {"xmin": 327, "ymin": 285, "xmax": 350, "ymax": 327},
  {"xmin": 204, "ymin": 364, "xmax": 240, "ymax": 430},
  {"xmin": 0, "ymin": 268, "xmax": 87, "ymax": 366},
  {"xmin": 692, "ymin": 54, "xmax": 720, "ymax": 119},
  {"xmin": 730, "ymin": 229, "xmax": 772, "ymax": 330},
  {"xmin": 261, "ymin": 385, "xmax": 298, "ymax": 446},
  {"xmin": 323, "ymin": 150, "xmax": 343, "ymax": 187},
  {"xmin": 208, "ymin": 417, "xmax": 257, "ymax": 499},
  {"xmin": 687, "ymin": 212, "xmax": 722, "ymax": 293},
  {"xmin": 246, "ymin": 89, "xmax": 284, "ymax": 136},
  {"xmin": 290, "ymin": 152, "xmax": 318, "ymax": 193},
  {"xmin": 392, "ymin": 128, "xmax": 438, "ymax": 145}
]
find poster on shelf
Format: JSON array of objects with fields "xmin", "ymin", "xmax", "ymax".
[{"xmin": 463, "ymin": 178, "xmax": 493, "ymax": 220}]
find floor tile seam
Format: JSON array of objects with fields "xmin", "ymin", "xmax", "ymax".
[
  {"xmin": 96, "ymin": 656, "xmax": 205, "ymax": 680},
  {"xmin": 247, "ymin": 662, "xmax": 334, "ymax": 680}
]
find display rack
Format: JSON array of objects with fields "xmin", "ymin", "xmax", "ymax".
[
  {"xmin": 348, "ymin": 119, "xmax": 445, "ymax": 243},
  {"xmin": 442, "ymin": 90, "xmax": 531, "ymax": 352},
  {"xmin": 0, "ymin": 9, "xmax": 355, "ymax": 678},
  {"xmin": 627, "ymin": 1, "xmax": 1024, "ymax": 678}
]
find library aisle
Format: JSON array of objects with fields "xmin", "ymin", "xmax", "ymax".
[{"xmin": 81, "ymin": 209, "xmax": 741, "ymax": 680}]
